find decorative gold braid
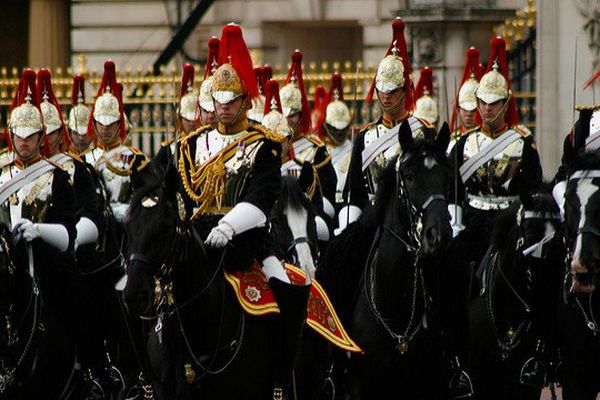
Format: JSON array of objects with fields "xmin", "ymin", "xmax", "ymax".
[
  {"xmin": 252, "ymin": 124, "xmax": 284, "ymax": 143},
  {"xmin": 106, "ymin": 160, "xmax": 133, "ymax": 176},
  {"xmin": 178, "ymin": 129, "xmax": 266, "ymax": 220}
]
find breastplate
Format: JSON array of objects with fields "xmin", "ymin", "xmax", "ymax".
[{"xmin": 92, "ymin": 146, "xmax": 136, "ymax": 203}]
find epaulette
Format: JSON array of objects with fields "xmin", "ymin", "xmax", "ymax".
[
  {"xmin": 129, "ymin": 146, "xmax": 147, "ymax": 156},
  {"xmin": 513, "ymin": 124, "xmax": 531, "ymax": 137},
  {"xmin": 44, "ymin": 158, "xmax": 66, "ymax": 171},
  {"xmin": 575, "ymin": 104, "xmax": 600, "ymax": 111},
  {"xmin": 160, "ymin": 137, "xmax": 176, "ymax": 147},
  {"xmin": 360, "ymin": 120, "xmax": 378, "ymax": 133},
  {"xmin": 412, "ymin": 115, "xmax": 433, "ymax": 129},
  {"xmin": 306, "ymin": 134, "xmax": 325, "ymax": 147},
  {"xmin": 252, "ymin": 124, "xmax": 284, "ymax": 143},
  {"xmin": 183, "ymin": 124, "xmax": 213, "ymax": 143}
]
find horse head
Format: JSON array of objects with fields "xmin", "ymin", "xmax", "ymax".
[
  {"xmin": 563, "ymin": 141, "xmax": 600, "ymax": 293},
  {"xmin": 124, "ymin": 163, "xmax": 182, "ymax": 316},
  {"xmin": 393, "ymin": 120, "xmax": 452, "ymax": 256}
]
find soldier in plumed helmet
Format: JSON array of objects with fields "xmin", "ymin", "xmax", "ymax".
[
  {"xmin": 280, "ymin": 49, "xmax": 337, "ymax": 242},
  {"xmin": 337, "ymin": 17, "xmax": 431, "ymax": 235},
  {"xmin": 413, "ymin": 66, "xmax": 439, "ymax": 128}
]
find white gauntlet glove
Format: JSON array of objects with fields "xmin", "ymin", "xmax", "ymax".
[
  {"xmin": 205, "ymin": 222, "xmax": 234, "ymax": 248},
  {"xmin": 75, "ymin": 217, "xmax": 99, "ymax": 250},
  {"xmin": 448, "ymin": 204, "xmax": 465, "ymax": 238},
  {"xmin": 13, "ymin": 219, "xmax": 69, "ymax": 252},
  {"xmin": 204, "ymin": 202, "xmax": 266, "ymax": 248},
  {"xmin": 334, "ymin": 205, "xmax": 362, "ymax": 236}
]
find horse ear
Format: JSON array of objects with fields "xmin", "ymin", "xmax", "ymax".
[
  {"xmin": 164, "ymin": 162, "xmax": 179, "ymax": 197},
  {"xmin": 562, "ymin": 132, "xmax": 578, "ymax": 169},
  {"xmin": 435, "ymin": 122, "xmax": 451, "ymax": 154},
  {"xmin": 398, "ymin": 119, "xmax": 414, "ymax": 154},
  {"xmin": 130, "ymin": 164, "xmax": 147, "ymax": 192}
]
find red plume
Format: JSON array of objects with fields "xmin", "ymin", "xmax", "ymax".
[
  {"xmin": 415, "ymin": 67, "xmax": 434, "ymax": 99},
  {"xmin": 180, "ymin": 63, "xmax": 195, "ymax": 97},
  {"xmin": 254, "ymin": 66, "xmax": 268, "ymax": 94},
  {"xmin": 4, "ymin": 69, "xmax": 40, "ymax": 151},
  {"xmin": 328, "ymin": 72, "xmax": 344, "ymax": 102},
  {"xmin": 263, "ymin": 65, "xmax": 273, "ymax": 81},
  {"xmin": 311, "ymin": 85, "xmax": 327, "ymax": 138},
  {"xmin": 484, "ymin": 36, "xmax": 518, "ymax": 126},
  {"xmin": 366, "ymin": 17, "xmax": 414, "ymax": 111},
  {"xmin": 37, "ymin": 68, "xmax": 69, "ymax": 153},
  {"xmin": 451, "ymin": 47, "xmax": 482, "ymax": 131},
  {"xmin": 285, "ymin": 50, "xmax": 311, "ymax": 133},
  {"xmin": 204, "ymin": 36, "xmax": 220, "ymax": 79},
  {"xmin": 583, "ymin": 66, "xmax": 600, "ymax": 90},
  {"xmin": 71, "ymin": 74, "xmax": 86, "ymax": 105},
  {"xmin": 263, "ymin": 79, "xmax": 282, "ymax": 114},
  {"xmin": 218, "ymin": 23, "xmax": 258, "ymax": 99},
  {"xmin": 88, "ymin": 60, "xmax": 125, "ymax": 140}
]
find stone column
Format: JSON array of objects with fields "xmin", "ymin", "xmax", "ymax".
[{"xmin": 28, "ymin": 0, "xmax": 70, "ymax": 68}]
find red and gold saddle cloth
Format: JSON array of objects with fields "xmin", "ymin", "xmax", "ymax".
[{"xmin": 224, "ymin": 263, "xmax": 362, "ymax": 353}]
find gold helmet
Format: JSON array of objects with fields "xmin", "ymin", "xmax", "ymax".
[
  {"xmin": 280, "ymin": 80, "xmax": 302, "ymax": 117},
  {"xmin": 9, "ymin": 69, "xmax": 43, "ymax": 139},
  {"xmin": 413, "ymin": 67, "xmax": 438, "ymax": 124},
  {"xmin": 211, "ymin": 23, "xmax": 258, "ymax": 104},
  {"xmin": 262, "ymin": 80, "xmax": 291, "ymax": 138},
  {"xmin": 93, "ymin": 61, "xmax": 122, "ymax": 126},
  {"xmin": 375, "ymin": 47, "xmax": 405, "ymax": 94},
  {"xmin": 69, "ymin": 74, "xmax": 90, "ymax": 135},
  {"xmin": 458, "ymin": 78, "xmax": 479, "ymax": 111},
  {"xmin": 280, "ymin": 50, "xmax": 311, "ymax": 133},
  {"xmin": 325, "ymin": 73, "xmax": 351, "ymax": 130},
  {"xmin": 199, "ymin": 77, "xmax": 214, "ymax": 112}
]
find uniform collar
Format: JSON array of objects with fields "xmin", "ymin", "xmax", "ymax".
[
  {"xmin": 480, "ymin": 123, "xmax": 508, "ymax": 138},
  {"xmin": 382, "ymin": 111, "xmax": 410, "ymax": 128},
  {"xmin": 15, "ymin": 155, "xmax": 43, "ymax": 170},
  {"xmin": 96, "ymin": 138, "xmax": 122, "ymax": 151},
  {"xmin": 217, "ymin": 117, "xmax": 249, "ymax": 135}
]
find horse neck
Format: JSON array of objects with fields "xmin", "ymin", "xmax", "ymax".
[{"xmin": 371, "ymin": 201, "xmax": 420, "ymax": 319}]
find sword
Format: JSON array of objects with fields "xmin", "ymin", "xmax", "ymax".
[
  {"xmin": 26, "ymin": 243, "xmax": 38, "ymax": 294},
  {"xmin": 452, "ymin": 76, "xmax": 459, "ymax": 223},
  {"xmin": 345, "ymin": 64, "xmax": 361, "ymax": 228},
  {"xmin": 572, "ymin": 36, "xmax": 579, "ymax": 131}
]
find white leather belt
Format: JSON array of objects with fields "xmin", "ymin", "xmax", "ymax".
[{"xmin": 467, "ymin": 194, "xmax": 519, "ymax": 211}]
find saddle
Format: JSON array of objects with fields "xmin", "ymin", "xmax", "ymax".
[{"xmin": 225, "ymin": 263, "xmax": 362, "ymax": 353}]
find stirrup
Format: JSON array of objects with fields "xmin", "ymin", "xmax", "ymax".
[
  {"xmin": 519, "ymin": 340, "xmax": 548, "ymax": 388},
  {"xmin": 448, "ymin": 357, "xmax": 474, "ymax": 399},
  {"xmin": 519, "ymin": 357, "xmax": 548, "ymax": 388},
  {"xmin": 124, "ymin": 374, "xmax": 155, "ymax": 400}
]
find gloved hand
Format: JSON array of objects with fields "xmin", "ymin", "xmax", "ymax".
[
  {"xmin": 111, "ymin": 203, "xmax": 130, "ymax": 222},
  {"xmin": 12, "ymin": 219, "xmax": 40, "ymax": 242},
  {"xmin": 448, "ymin": 204, "xmax": 465, "ymax": 238},
  {"xmin": 204, "ymin": 223, "xmax": 234, "ymax": 248}
]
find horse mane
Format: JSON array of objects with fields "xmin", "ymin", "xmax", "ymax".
[{"xmin": 272, "ymin": 175, "xmax": 312, "ymax": 216}]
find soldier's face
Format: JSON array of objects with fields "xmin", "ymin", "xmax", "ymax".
[
  {"xmin": 459, "ymin": 107, "xmax": 476, "ymax": 129},
  {"xmin": 45, "ymin": 129, "xmax": 62, "ymax": 155},
  {"xmin": 13, "ymin": 132, "xmax": 42, "ymax": 162},
  {"xmin": 214, "ymin": 96, "xmax": 245, "ymax": 126},
  {"xmin": 70, "ymin": 130, "xmax": 92, "ymax": 152},
  {"xmin": 377, "ymin": 87, "xmax": 404, "ymax": 113},
  {"xmin": 478, "ymin": 99, "xmax": 506, "ymax": 128},
  {"xmin": 200, "ymin": 108, "xmax": 217, "ymax": 128},
  {"xmin": 286, "ymin": 113, "xmax": 301, "ymax": 133},
  {"xmin": 180, "ymin": 117, "xmax": 199, "ymax": 134},
  {"xmin": 95, "ymin": 120, "xmax": 120, "ymax": 144}
]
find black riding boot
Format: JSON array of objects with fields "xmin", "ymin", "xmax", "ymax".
[
  {"xmin": 81, "ymin": 368, "xmax": 106, "ymax": 400},
  {"xmin": 268, "ymin": 278, "xmax": 311, "ymax": 399}
]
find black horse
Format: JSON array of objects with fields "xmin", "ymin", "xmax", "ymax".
[
  {"xmin": 318, "ymin": 121, "xmax": 453, "ymax": 399},
  {"xmin": 125, "ymin": 164, "xmax": 316, "ymax": 399},
  {"xmin": 468, "ymin": 189, "xmax": 564, "ymax": 399},
  {"xmin": 556, "ymin": 142, "xmax": 600, "ymax": 399},
  {"xmin": 0, "ymin": 223, "xmax": 78, "ymax": 399}
]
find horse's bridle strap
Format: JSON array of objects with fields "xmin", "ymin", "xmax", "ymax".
[
  {"xmin": 129, "ymin": 253, "xmax": 156, "ymax": 267},
  {"xmin": 523, "ymin": 211, "xmax": 562, "ymax": 220},
  {"xmin": 421, "ymin": 194, "xmax": 446, "ymax": 211}
]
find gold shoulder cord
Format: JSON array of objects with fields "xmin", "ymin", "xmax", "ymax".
[
  {"xmin": 306, "ymin": 152, "xmax": 332, "ymax": 200},
  {"xmin": 178, "ymin": 130, "xmax": 266, "ymax": 220}
]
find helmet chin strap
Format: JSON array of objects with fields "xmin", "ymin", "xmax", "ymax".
[
  {"xmin": 481, "ymin": 95, "xmax": 510, "ymax": 131},
  {"xmin": 377, "ymin": 89, "xmax": 406, "ymax": 115},
  {"xmin": 13, "ymin": 133, "xmax": 43, "ymax": 165},
  {"xmin": 214, "ymin": 95, "xmax": 247, "ymax": 130}
]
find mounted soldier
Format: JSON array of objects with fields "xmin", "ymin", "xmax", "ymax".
[
  {"xmin": 322, "ymin": 72, "xmax": 352, "ymax": 212},
  {"xmin": 448, "ymin": 47, "xmax": 484, "ymax": 154},
  {"xmin": 337, "ymin": 17, "xmax": 431, "ymax": 234},
  {"xmin": 413, "ymin": 66, "xmax": 440, "ymax": 128},
  {"xmin": 199, "ymin": 36, "xmax": 220, "ymax": 129},
  {"xmin": 0, "ymin": 68, "xmax": 82, "ymax": 393},
  {"xmin": 280, "ymin": 49, "xmax": 337, "ymax": 243},
  {"xmin": 85, "ymin": 60, "xmax": 148, "ymax": 224},
  {"xmin": 175, "ymin": 22, "xmax": 311, "ymax": 397}
]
